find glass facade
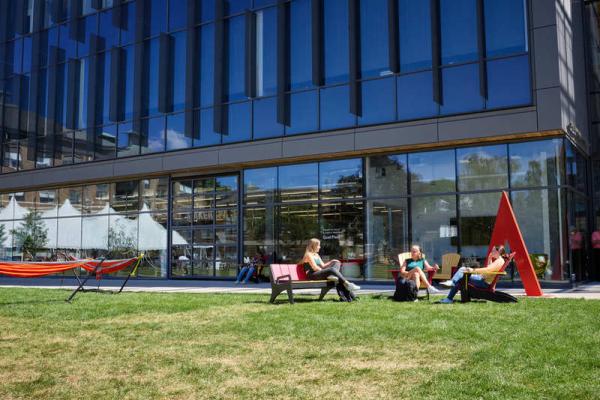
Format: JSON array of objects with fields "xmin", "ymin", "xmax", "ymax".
[
  {"xmin": 0, "ymin": 0, "xmax": 531, "ymax": 173},
  {"xmin": 0, "ymin": 138, "xmax": 593, "ymax": 282}
]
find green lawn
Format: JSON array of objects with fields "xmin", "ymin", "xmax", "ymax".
[{"xmin": 1, "ymin": 288, "xmax": 599, "ymax": 400}]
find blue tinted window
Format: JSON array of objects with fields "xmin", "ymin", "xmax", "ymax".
[
  {"xmin": 253, "ymin": 97, "xmax": 283, "ymax": 139},
  {"xmin": 289, "ymin": 0, "xmax": 313, "ymax": 90},
  {"xmin": 142, "ymin": 116, "xmax": 166, "ymax": 154},
  {"xmin": 117, "ymin": 121, "xmax": 140, "ymax": 157},
  {"xmin": 120, "ymin": 2, "xmax": 136, "ymax": 45},
  {"xmin": 286, "ymin": 90, "xmax": 318, "ymax": 135},
  {"xmin": 199, "ymin": 24, "xmax": 214, "ymax": 107},
  {"xmin": 440, "ymin": 0, "xmax": 478, "ymax": 65},
  {"xmin": 96, "ymin": 125, "xmax": 117, "ymax": 160},
  {"xmin": 226, "ymin": 16, "xmax": 246, "ymax": 101},
  {"xmin": 37, "ymin": 32, "xmax": 49, "ymax": 67},
  {"xmin": 22, "ymin": 36, "xmax": 31, "ymax": 72},
  {"xmin": 47, "ymin": 28, "xmax": 60, "ymax": 64},
  {"xmin": 485, "ymin": 0, "xmax": 527, "ymax": 58},
  {"xmin": 359, "ymin": 78, "xmax": 395, "ymax": 125},
  {"xmin": 78, "ymin": 59, "xmax": 90, "ymax": 129},
  {"xmin": 124, "ymin": 45, "xmax": 135, "ymax": 120},
  {"xmin": 486, "ymin": 55, "xmax": 530, "ymax": 109},
  {"xmin": 320, "ymin": 158, "xmax": 363, "ymax": 198},
  {"xmin": 172, "ymin": 31, "xmax": 187, "ymax": 111},
  {"xmin": 147, "ymin": 38, "xmax": 160, "ymax": 116},
  {"xmin": 200, "ymin": 0, "xmax": 215, "ymax": 21},
  {"xmin": 409, "ymin": 149, "xmax": 456, "ymax": 194},
  {"xmin": 243, "ymin": 167, "xmax": 277, "ymax": 205},
  {"xmin": 441, "ymin": 63, "xmax": 483, "ymax": 115},
  {"xmin": 225, "ymin": 0, "xmax": 251, "ymax": 15},
  {"xmin": 256, "ymin": 7, "xmax": 277, "ymax": 97},
  {"xmin": 223, "ymin": 101, "xmax": 251, "ymax": 143},
  {"xmin": 149, "ymin": 0, "xmax": 168, "ymax": 37},
  {"xmin": 279, "ymin": 163, "xmax": 318, "ymax": 200},
  {"xmin": 360, "ymin": 0, "xmax": 390, "ymax": 78},
  {"xmin": 196, "ymin": 108, "xmax": 222, "ymax": 147},
  {"xmin": 169, "ymin": 0, "xmax": 187, "ymax": 31},
  {"xmin": 324, "ymin": 0, "xmax": 349, "ymax": 84},
  {"xmin": 320, "ymin": 85, "xmax": 355, "ymax": 130},
  {"xmin": 78, "ymin": 14, "xmax": 98, "ymax": 58},
  {"xmin": 399, "ymin": 0, "xmax": 432, "ymax": 72},
  {"xmin": 100, "ymin": 51, "xmax": 111, "ymax": 125},
  {"xmin": 99, "ymin": 10, "xmax": 118, "ymax": 51},
  {"xmin": 9, "ymin": 39, "xmax": 23, "ymax": 74},
  {"xmin": 255, "ymin": 0, "xmax": 277, "ymax": 8},
  {"xmin": 166, "ymin": 112, "xmax": 191, "ymax": 150},
  {"xmin": 397, "ymin": 71, "xmax": 437, "ymax": 120}
]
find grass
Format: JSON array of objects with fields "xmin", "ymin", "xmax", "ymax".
[{"xmin": 0, "ymin": 288, "xmax": 599, "ymax": 400}]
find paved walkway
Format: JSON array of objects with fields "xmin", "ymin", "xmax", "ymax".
[{"xmin": 1, "ymin": 277, "xmax": 600, "ymax": 300}]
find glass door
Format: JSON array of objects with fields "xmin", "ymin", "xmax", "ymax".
[{"xmin": 171, "ymin": 175, "xmax": 239, "ymax": 278}]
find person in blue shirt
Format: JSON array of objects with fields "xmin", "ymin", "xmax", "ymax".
[{"xmin": 399, "ymin": 245, "xmax": 440, "ymax": 295}]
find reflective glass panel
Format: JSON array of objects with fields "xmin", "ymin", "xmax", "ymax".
[
  {"xmin": 166, "ymin": 112, "xmax": 191, "ymax": 151},
  {"xmin": 320, "ymin": 159, "xmax": 363, "ymax": 199},
  {"xmin": 96, "ymin": 125, "xmax": 117, "ymax": 160},
  {"xmin": 440, "ymin": 63, "xmax": 483, "ymax": 115},
  {"xmin": 256, "ymin": 7, "xmax": 277, "ymax": 97},
  {"xmin": 359, "ymin": 78, "xmax": 395, "ymax": 125},
  {"xmin": 278, "ymin": 203, "xmax": 319, "ymax": 261},
  {"xmin": 409, "ymin": 150, "xmax": 456, "ymax": 194},
  {"xmin": 458, "ymin": 192, "xmax": 502, "ymax": 260},
  {"xmin": 279, "ymin": 163, "xmax": 318, "ymax": 202},
  {"xmin": 225, "ymin": 0, "xmax": 251, "ymax": 15},
  {"xmin": 172, "ymin": 31, "xmax": 187, "ymax": 111},
  {"xmin": 513, "ymin": 189, "xmax": 565, "ymax": 281},
  {"xmin": 411, "ymin": 195, "xmax": 457, "ymax": 264},
  {"xmin": 57, "ymin": 217, "xmax": 82, "ymax": 253},
  {"xmin": 323, "ymin": 0, "xmax": 349, "ymax": 84},
  {"xmin": 244, "ymin": 206, "xmax": 276, "ymax": 265},
  {"xmin": 397, "ymin": 71, "xmax": 438, "ymax": 120},
  {"xmin": 320, "ymin": 85, "xmax": 355, "ymax": 130},
  {"xmin": 99, "ymin": 9, "xmax": 118, "ymax": 50},
  {"xmin": 199, "ymin": 24, "xmax": 215, "ymax": 107},
  {"xmin": 440, "ymin": 0, "xmax": 478, "ymax": 65},
  {"xmin": 399, "ymin": 0, "xmax": 432, "ymax": 72},
  {"xmin": 196, "ymin": 108, "xmax": 222, "ymax": 147},
  {"xmin": 117, "ymin": 121, "xmax": 140, "ymax": 157},
  {"xmin": 244, "ymin": 167, "xmax": 277, "ymax": 206},
  {"xmin": 226, "ymin": 16, "xmax": 246, "ymax": 101},
  {"xmin": 289, "ymin": 0, "xmax": 313, "ymax": 90},
  {"xmin": 487, "ymin": 55, "xmax": 531, "ymax": 109},
  {"xmin": 457, "ymin": 144, "xmax": 508, "ymax": 191},
  {"xmin": 82, "ymin": 214, "xmax": 109, "ymax": 258},
  {"xmin": 149, "ymin": 0, "xmax": 168, "ymax": 37},
  {"xmin": 141, "ymin": 116, "xmax": 166, "ymax": 154},
  {"xmin": 137, "ymin": 212, "xmax": 168, "ymax": 277},
  {"xmin": 320, "ymin": 201, "xmax": 364, "ymax": 277},
  {"xmin": 285, "ymin": 90, "xmax": 318, "ymax": 135},
  {"xmin": 169, "ymin": 0, "xmax": 187, "ymax": 31},
  {"xmin": 147, "ymin": 38, "xmax": 160, "ymax": 116},
  {"xmin": 360, "ymin": 0, "xmax": 390, "ymax": 78},
  {"xmin": 509, "ymin": 139, "xmax": 564, "ymax": 187},
  {"xmin": 141, "ymin": 177, "xmax": 169, "ymax": 211},
  {"xmin": 253, "ymin": 96, "xmax": 284, "ymax": 139},
  {"xmin": 112, "ymin": 180, "xmax": 139, "ymax": 213},
  {"xmin": 367, "ymin": 154, "xmax": 408, "ymax": 197},
  {"xmin": 484, "ymin": 0, "xmax": 527, "ymax": 58},
  {"xmin": 223, "ymin": 101, "xmax": 251, "ymax": 143},
  {"xmin": 366, "ymin": 198, "xmax": 409, "ymax": 280},
  {"xmin": 120, "ymin": 2, "xmax": 136, "ymax": 46}
]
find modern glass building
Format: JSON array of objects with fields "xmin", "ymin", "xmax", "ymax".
[{"xmin": 0, "ymin": 0, "xmax": 597, "ymax": 283}]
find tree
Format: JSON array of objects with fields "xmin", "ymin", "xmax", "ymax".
[{"xmin": 11, "ymin": 211, "xmax": 48, "ymax": 260}]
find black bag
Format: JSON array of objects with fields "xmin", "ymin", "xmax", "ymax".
[
  {"xmin": 393, "ymin": 278, "xmax": 418, "ymax": 302},
  {"xmin": 336, "ymin": 283, "xmax": 354, "ymax": 302}
]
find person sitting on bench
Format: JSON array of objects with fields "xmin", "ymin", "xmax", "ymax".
[
  {"xmin": 439, "ymin": 245, "xmax": 508, "ymax": 304},
  {"xmin": 302, "ymin": 238, "xmax": 361, "ymax": 296},
  {"xmin": 399, "ymin": 245, "xmax": 440, "ymax": 295},
  {"xmin": 235, "ymin": 250, "xmax": 264, "ymax": 284}
]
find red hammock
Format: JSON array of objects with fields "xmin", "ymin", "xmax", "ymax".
[{"xmin": 0, "ymin": 257, "xmax": 141, "ymax": 278}]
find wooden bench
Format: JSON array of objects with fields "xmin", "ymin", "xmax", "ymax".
[{"xmin": 269, "ymin": 264, "xmax": 336, "ymax": 304}]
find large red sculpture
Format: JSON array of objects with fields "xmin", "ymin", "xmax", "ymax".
[{"xmin": 487, "ymin": 192, "xmax": 543, "ymax": 296}]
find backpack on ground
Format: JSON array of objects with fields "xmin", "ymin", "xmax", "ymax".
[
  {"xmin": 392, "ymin": 278, "xmax": 418, "ymax": 302},
  {"xmin": 336, "ymin": 282, "xmax": 355, "ymax": 302}
]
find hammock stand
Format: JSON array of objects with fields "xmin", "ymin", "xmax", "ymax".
[{"xmin": 0, "ymin": 254, "xmax": 144, "ymax": 302}]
